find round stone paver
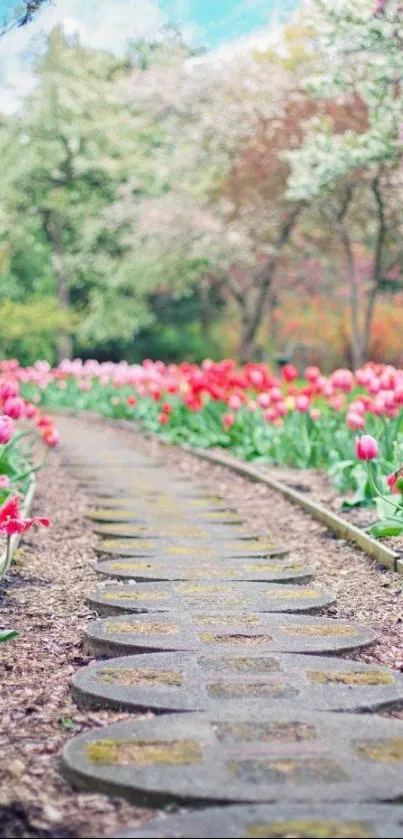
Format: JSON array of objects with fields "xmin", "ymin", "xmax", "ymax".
[
  {"xmin": 61, "ymin": 708, "xmax": 403, "ymax": 805},
  {"xmin": 83, "ymin": 612, "xmax": 377, "ymax": 658},
  {"xmin": 92, "ymin": 522, "xmax": 263, "ymax": 541},
  {"xmin": 87, "ymin": 581, "xmax": 334, "ymax": 616},
  {"xmin": 94, "ymin": 538, "xmax": 288, "ymax": 560},
  {"xmin": 94, "ymin": 557, "xmax": 314, "ymax": 584},
  {"xmin": 72, "ymin": 651, "xmax": 403, "ymax": 715},
  {"xmin": 110, "ymin": 803, "xmax": 403, "ymax": 838}
]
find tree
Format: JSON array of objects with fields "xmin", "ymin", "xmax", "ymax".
[
  {"xmin": 0, "ymin": 28, "xmax": 142, "ymax": 360},
  {"xmin": 286, "ymin": 0, "xmax": 403, "ymax": 368}
]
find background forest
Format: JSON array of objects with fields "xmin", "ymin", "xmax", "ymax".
[{"xmin": 0, "ymin": 0, "xmax": 402, "ymax": 370}]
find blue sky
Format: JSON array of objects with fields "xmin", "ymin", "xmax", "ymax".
[{"xmin": 0, "ymin": 0, "xmax": 301, "ymax": 111}]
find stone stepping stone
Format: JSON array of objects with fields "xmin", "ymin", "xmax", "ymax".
[
  {"xmin": 191, "ymin": 511, "xmax": 244, "ymax": 524},
  {"xmin": 92, "ymin": 522, "xmax": 262, "ymax": 541},
  {"xmin": 87, "ymin": 510, "xmax": 163, "ymax": 524},
  {"xmin": 83, "ymin": 612, "xmax": 376, "ymax": 658},
  {"xmin": 72, "ymin": 651, "xmax": 402, "ymax": 715},
  {"xmin": 109, "ymin": 803, "xmax": 403, "ymax": 838},
  {"xmin": 87, "ymin": 581, "xmax": 334, "ymax": 616},
  {"xmin": 94, "ymin": 557, "xmax": 314, "ymax": 584},
  {"xmin": 61, "ymin": 708, "xmax": 403, "ymax": 805},
  {"xmin": 94, "ymin": 538, "xmax": 288, "ymax": 560}
]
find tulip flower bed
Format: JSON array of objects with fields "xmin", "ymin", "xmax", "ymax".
[
  {"xmin": 10, "ymin": 357, "xmax": 403, "ymax": 543},
  {"xmin": 0, "ymin": 361, "xmax": 57, "ymax": 642}
]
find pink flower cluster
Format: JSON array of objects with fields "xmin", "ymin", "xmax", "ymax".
[{"xmin": 0, "ymin": 363, "xmax": 59, "ymax": 448}]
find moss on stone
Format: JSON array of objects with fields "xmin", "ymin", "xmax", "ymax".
[
  {"xmin": 102, "ymin": 590, "xmax": 167, "ymax": 601},
  {"xmin": 355, "ymin": 737, "xmax": 403, "ymax": 762},
  {"xmin": 247, "ymin": 820, "xmax": 375, "ymax": 838},
  {"xmin": 200, "ymin": 633, "xmax": 273, "ymax": 645},
  {"xmin": 198, "ymin": 655, "xmax": 280, "ymax": 673},
  {"xmin": 99, "ymin": 668, "xmax": 183, "ymax": 687},
  {"xmin": 86, "ymin": 738, "xmax": 202, "ymax": 766},
  {"xmin": 308, "ymin": 670, "xmax": 393, "ymax": 686},
  {"xmin": 282, "ymin": 624, "xmax": 357, "ymax": 637},
  {"xmin": 110, "ymin": 562, "xmax": 153, "ymax": 570},
  {"xmin": 271, "ymin": 589, "xmax": 317, "ymax": 600},
  {"xmin": 215, "ymin": 721, "xmax": 316, "ymax": 744},
  {"xmin": 166, "ymin": 546, "xmax": 215, "ymax": 556},
  {"xmin": 105, "ymin": 621, "xmax": 177, "ymax": 635},
  {"xmin": 207, "ymin": 681, "xmax": 297, "ymax": 699},
  {"xmin": 194, "ymin": 615, "xmax": 259, "ymax": 628}
]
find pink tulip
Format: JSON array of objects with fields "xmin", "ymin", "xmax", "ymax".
[
  {"xmin": 305, "ymin": 366, "xmax": 321, "ymax": 383},
  {"xmin": 329, "ymin": 394, "xmax": 345, "ymax": 412},
  {"xmin": 0, "ymin": 475, "xmax": 10, "ymax": 488},
  {"xmin": 349, "ymin": 400, "xmax": 365, "ymax": 416},
  {"xmin": 24, "ymin": 402, "xmax": 37, "ymax": 418},
  {"xmin": 355, "ymin": 435, "xmax": 378, "ymax": 461},
  {"xmin": 310, "ymin": 408, "xmax": 321, "ymax": 421},
  {"xmin": 331, "ymin": 368, "xmax": 354, "ymax": 393},
  {"xmin": 372, "ymin": 396, "xmax": 386, "ymax": 416},
  {"xmin": 264, "ymin": 408, "xmax": 277, "ymax": 423},
  {"xmin": 228, "ymin": 394, "xmax": 242, "ymax": 411},
  {"xmin": 258, "ymin": 393, "xmax": 270, "ymax": 409},
  {"xmin": 222, "ymin": 412, "xmax": 235, "ymax": 430},
  {"xmin": 0, "ymin": 381, "xmax": 19, "ymax": 400},
  {"xmin": 3, "ymin": 397, "xmax": 25, "ymax": 419},
  {"xmin": 269, "ymin": 387, "xmax": 283, "ymax": 403},
  {"xmin": 295, "ymin": 394, "xmax": 309, "ymax": 412},
  {"xmin": 249, "ymin": 369, "xmax": 264, "ymax": 388},
  {"xmin": 368, "ymin": 378, "xmax": 381, "ymax": 395},
  {"xmin": 346, "ymin": 411, "xmax": 365, "ymax": 431},
  {"xmin": 355, "ymin": 368, "xmax": 374, "ymax": 387},
  {"xmin": 0, "ymin": 416, "xmax": 14, "ymax": 444},
  {"xmin": 276, "ymin": 400, "xmax": 287, "ymax": 417}
]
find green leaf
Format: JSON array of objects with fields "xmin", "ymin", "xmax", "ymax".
[
  {"xmin": 0, "ymin": 629, "xmax": 18, "ymax": 643},
  {"xmin": 368, "ymin": 520, "xmax": 403, "ymax": 538}
]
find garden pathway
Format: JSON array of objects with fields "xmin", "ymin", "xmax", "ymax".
[{"xmin": 56, "ymin": 415, "xmax": 403, "ymax": 838}]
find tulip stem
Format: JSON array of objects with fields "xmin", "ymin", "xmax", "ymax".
[{"xmin": 0, "ymin": 536, "xmax": 13, "ymax": 580}]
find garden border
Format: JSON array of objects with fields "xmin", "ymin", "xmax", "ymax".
[{"xmin": 53, "ymin": 410, "xmax": 400, "ymax": 573}]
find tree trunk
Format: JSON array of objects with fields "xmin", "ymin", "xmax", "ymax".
[
  {"xmin": 337, "ymin": 186, "xmax": 364, "ymax": 370},
  {"xmin": 362, "ymin": 177, "xmax": 387, "ymax": 361},
  {"xmin": 42, "ymin": 209, "xmax": 73, "ymax": 362},
  {"xmin": 238, "ymin": 206, "xmax": 302, "ymax": 362}
]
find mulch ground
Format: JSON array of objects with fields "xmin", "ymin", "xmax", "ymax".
[{"xmin": 1, "ymin": 413, "xmax": 403, "ymax": 838}]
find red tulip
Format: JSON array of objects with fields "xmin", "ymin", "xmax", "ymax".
[
  {"xmin": 158, "ymin": 412, "xmax": 169, "ymax": 425},
  {"xmin": 42, "ymin": 428, "xmax": 60, "ymax": 447},
  {"xmin": 281, "ymin": 364, "xmax": 298, "ymax": 383},
  {"xmin": 0, "ymin": 495, "xmax": 50, "ymax": 535},
  {"xmin": 127, "ymin": 395, "xmax": 137, "ymax": 406}
]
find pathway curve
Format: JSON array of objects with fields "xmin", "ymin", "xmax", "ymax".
[{"xmin": 55, "ymin": 416, "xmax": 403, "ymax": 838}]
